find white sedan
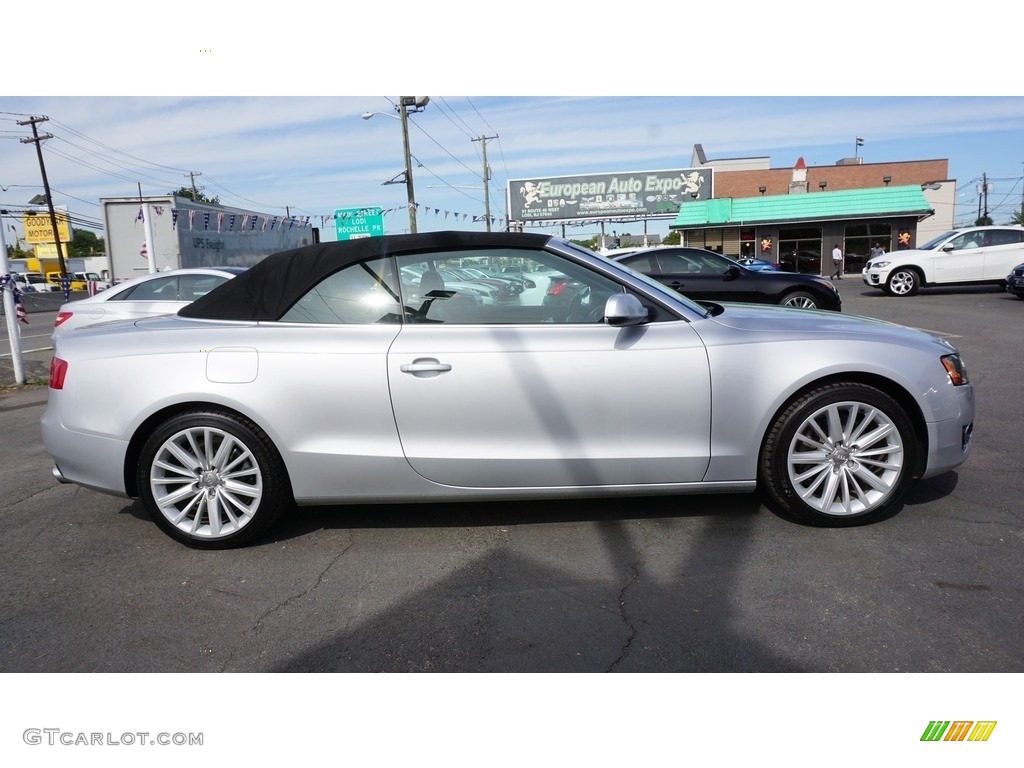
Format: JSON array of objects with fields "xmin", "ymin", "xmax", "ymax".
[{"xmin": 51, "ymin": 267, "xmax": 246, "ymax": 338}]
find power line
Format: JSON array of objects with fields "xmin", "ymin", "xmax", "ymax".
[{"xmin": 48, "ymin": 118, "xmax": 193, "ymax": 174}]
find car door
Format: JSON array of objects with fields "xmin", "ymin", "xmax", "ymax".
[
  {"xmin": 933, "ymin": 231, "xmax": 987, "ymax": 284},
  {"xmin": 387, "ymin": 248, "xmax": 712, "ymax": 489},
  {"xmin": 982, "ymin": 228, "xmax": 1024, "ymax": 280}
]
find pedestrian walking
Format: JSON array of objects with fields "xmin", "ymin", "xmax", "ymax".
[{"xmin": 831, "ymin": 244, "xmax": 844, "ymax": 279}]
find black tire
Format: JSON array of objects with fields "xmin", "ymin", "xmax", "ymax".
[
  {"xmin": 886, "ymin": 268, "xmax": 920, "ymax": 296},
  {"xmin": 137, "ymin": 410, "xmax": 291, "ymax": 548},
  {"xmin": 760, "ymin": 383, "xmax": 918, "ymax": 527},
  {"xmin": 779, "ymin": 291, "xmax": 820, "ymax": 309}
]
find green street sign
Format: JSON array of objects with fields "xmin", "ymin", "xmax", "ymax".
[{"xmin": 334, "ymin": 207, "xmax": 384, "ymax": 240}]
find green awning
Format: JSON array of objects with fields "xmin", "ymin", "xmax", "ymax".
[{"xmin": 671, "ymin": 185, "xmax": 934, "ymax": 229}]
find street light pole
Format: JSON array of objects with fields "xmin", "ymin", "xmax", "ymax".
[{"xmin": 0, "ymin": 209, "xmax": 26, "ymax": 385}]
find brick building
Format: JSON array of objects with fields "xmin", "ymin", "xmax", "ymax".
[{"xmin": 671, "ymin": 144, "xmax": 955, "ymax": 275}]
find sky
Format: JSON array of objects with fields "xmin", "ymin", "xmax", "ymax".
[
  {"xmin": 3, "ymin": 5, "xmax": 1022, "ymax": 766},
  {"xmin": 3, "ymin": 95, "xmax": 1023, "ymax": 246}
]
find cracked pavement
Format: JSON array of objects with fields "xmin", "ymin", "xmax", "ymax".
[{"xmin": 1, "ymin": 282, "xmax": 1022, "ymax": 673}]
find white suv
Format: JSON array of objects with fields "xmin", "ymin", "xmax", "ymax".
[{"xmin": 862, "ymin": 225, "xmax": 1024, "ymax": 296}]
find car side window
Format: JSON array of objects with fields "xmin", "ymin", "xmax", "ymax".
[
  {"xmin": 280, "ymin": 257, "xmax": 401, "ymax": 324},
  {"xmin": 623, "ymin": 255, "xmax": 656, "ymax": 274},
  {"xmin": 110, "ymin": 275, "xmax": 179, "ymax": 301},
  {"xmin": 657, "ymin": 253, "xmax": 696, "ymax": 272},
  {"xmin": 988, "ymin": 229, "xmax": 1024, "ymax": 247},
  {"xmin": 396, "ymin": 248, "xmax": 624, "ymax": 325},
  {"xmin": 949, "ymin": 232, "xmax": 984, "ymax": 251},
  {"xmin": 180, "ymin": 275, "xmax": 229, "ymax": 300}
]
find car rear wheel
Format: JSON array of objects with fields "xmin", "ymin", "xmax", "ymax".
[
  {"xmin": 886, "ymin": 268, "xmax": 920, "ymax": 296},
  {"xmin": 779, "ymin": 291, "xmax": 820, "ymax": 309},
  {"xmin": 760, "ymin": 383, "xmax": 918, "ymax": 526},
  {"xmin": 137, "ymin": 410, "xmax": 290, "ymax": 548}
]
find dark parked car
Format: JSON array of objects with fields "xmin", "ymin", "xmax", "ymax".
[
  {"xmin": 734, "ymin": 256, "xmax": 779, "ymax": 271},
  {"xmin": 615, "ymin": 247, "xmax": 841, "ymax": 310},
  {"xmin": 1006, "ymin": 263, "xmax": 1024, "ymax": 298}
]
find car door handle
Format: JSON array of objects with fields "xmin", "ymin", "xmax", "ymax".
[
  {"xmin": 669, "ymin": 280, "xmax": 685, "ymax": 288},
  {"xmin": 400, "ymin": 359, "xmax": 452, "ymax": 377}
]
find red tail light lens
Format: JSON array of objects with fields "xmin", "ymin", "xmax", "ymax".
[
  {"xmin": 547, "ymin": 279, "xmax": 570, "ymax": 296},
  {"xmin": 54, "ymin": 311, "xmax": 73, "ymax": 328},
  {"xmin": 49, "ymin": 357, "xmax": 68, "ymax": 390}
]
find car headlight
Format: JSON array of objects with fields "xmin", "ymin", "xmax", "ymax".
[
  {"xmin": 810, "ymin": 278, "xmax": 839, "ymax": 293},
  {"xmin": 871, "ymin": 260, "xmax": 891, "ymax": 270},
  {"xmin": 941, "ymin": 353, "xmax": 969, "ymax": 386}
]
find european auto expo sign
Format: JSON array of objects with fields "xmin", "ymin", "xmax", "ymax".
[{"xmin": 507, "ymin": 168, "xmax": 713, "ymax": 223}]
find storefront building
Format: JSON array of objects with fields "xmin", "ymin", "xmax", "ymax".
[{"xmin": 670, "ymin": 147, "xmax": 956, "ymax": 275}]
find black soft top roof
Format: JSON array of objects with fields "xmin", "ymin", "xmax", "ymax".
[{"xmin": 178, "ymin": 230, "xmax": 552, "ymax": 321}]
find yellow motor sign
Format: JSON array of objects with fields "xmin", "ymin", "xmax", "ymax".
[{"xmin": 22, "ymin": 212, "xmax": 71, "ymax": 244}]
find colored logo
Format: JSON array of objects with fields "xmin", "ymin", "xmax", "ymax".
[{"xmin": 921, "ymin": 721, "xmax": 997, "ymax": 742}]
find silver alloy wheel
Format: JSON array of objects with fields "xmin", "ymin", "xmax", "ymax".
[
  {"xmin": 888, "ymin": 270, "xmax": 917, "ymax": 295},
  {"xmin": 781, "ymin": 293, "xmax": 818, "ymax": 308},
  {"xmin": 149, "ymin": 426, "xmax": 264, "ymax": 539},
  {"xmin": 786, "ymin": 399, "xmax": 904, "ymax": 517}
]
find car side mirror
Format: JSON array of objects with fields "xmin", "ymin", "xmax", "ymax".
[
  {"xmin": 724, "ymin": 265, "xmax": 741, "ymax": 280},
  {"xmin": 941, "ymin": 244, "xmax": 955, "ymax": 252},
  {"xmin": 604, "ymin": 293, "xmax": 649, "ymax": 326}
]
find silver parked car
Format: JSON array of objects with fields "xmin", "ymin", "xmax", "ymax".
[
  {"xmin": 41, "ymin": 232, "xmax": 975, "ymax": 548},
  {"xmin": 52, "ymin": 267, "xmax": 246, "ymax": 338}
]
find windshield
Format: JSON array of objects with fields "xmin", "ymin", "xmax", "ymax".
[{"xmin": 917, "ymin": 231, "xmax": 958, "ymax": 250}]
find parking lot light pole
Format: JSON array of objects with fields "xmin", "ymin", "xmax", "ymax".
[{"xmin": 362, "ymin": 97, "xmax": 429, "ymax": 234}]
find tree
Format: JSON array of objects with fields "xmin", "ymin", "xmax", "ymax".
[
  {"xmin": 169, "ymin": 186, "xmax": 220, "ymax": 204},
  {"xmin": 974, "ymin": 215, "xmax": 993, "ymax": 226},
  {"xmin": 571, "ymin": 236, "xmax": 602, "ymax": 251},
  {"xmin": 67, "ymin": 229, "xmax": 105, "ymax": 258},
  {"xmin": 1010, "ymin": 208, "xmax": 1024, "ymax": 226},
  {"xmin": 662, "ymin": 230, "xmax": 682, "ymax": 245},
  {"xmin": 6, "ymin": 242, "xmax": 30, "ymax": 259}
]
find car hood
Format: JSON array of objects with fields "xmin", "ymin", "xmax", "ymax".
[
  {"xmin": 866, "ymin": 250, "xmax": 927, "ymax": 267},
  {"xmin": 702, "ymin": 303, "xmax": 949, "ymax": 346}
]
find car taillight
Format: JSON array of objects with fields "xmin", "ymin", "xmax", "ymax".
[
  {"xmin": 54, "ymin": 311, "xmax": 73, "ymax": 328},
  {"xmin": 547, "ymin": 279, "xmax": 569, "ymax": 296},
  {"xmin": 49, "ymin": 357, "xmax": 68, "ymax": 390}
]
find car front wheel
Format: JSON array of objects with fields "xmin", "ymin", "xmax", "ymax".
[
  {"xmin": 779, "ymin": 291, "xmax": 820, "ymax": 309},
  {"xmin": 137, "ymin": 410, "xmax": 291, "ymax": 548},
  {"xmin": 886, "ymin": 268, "xmax": 920, "ymax": 296},
  {"xmin": 760, "ymin": 383, "xmax": 918, "ymax": 526}
]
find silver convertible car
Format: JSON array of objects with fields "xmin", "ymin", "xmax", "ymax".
[{"xmin": 41, "ymin": 231, "xmax": 975, "ymax": 548}]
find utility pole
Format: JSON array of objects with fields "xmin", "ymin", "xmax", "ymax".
[
  {"xmin": 398, "ymin": 97, "xmax": 421, "ymax": 234},
  {"xmin": 185, "ymin": 171, "xmax": 202, "ymax": 201},
  {"xmin": 471, "ymin": 134, "xmax": 498, "ymax": 232},
  {"xmin": 983, "ymin": 172, "xmax": 989, "ymax": 221},
  {"xmin": 17, "ymin": 116, "xmax": 69, "ymax": 285}
]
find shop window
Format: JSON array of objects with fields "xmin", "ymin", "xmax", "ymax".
[
  {"xmin": 844, "ymin": 223, "xmax": 891, "ymax": 272},
  {"xmin": 778, "ymin": 227, "xmax": 822, "ymax": 273}
]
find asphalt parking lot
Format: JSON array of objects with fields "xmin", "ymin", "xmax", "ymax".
[{"xmin": 1, "ymin": 279, "xmax": 1021, "ymax": 673}]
